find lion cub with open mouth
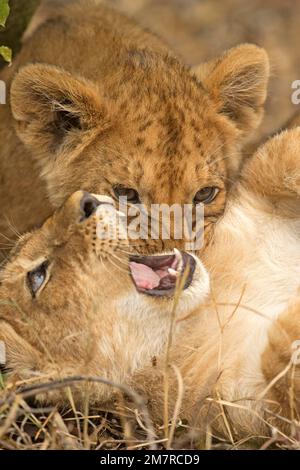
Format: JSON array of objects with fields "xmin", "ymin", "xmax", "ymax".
[
  {"xmin": 0, "ymin": 191, "xmax": 209, "ymax": 400},
  {"xmin": 1, "ymin": 128, "xmax": 300, "ymax": 440}
]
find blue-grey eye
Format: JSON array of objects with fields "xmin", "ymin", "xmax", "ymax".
[{"xmin": 27, "ymin": 261, "xmax": 49, "ymax": 298}]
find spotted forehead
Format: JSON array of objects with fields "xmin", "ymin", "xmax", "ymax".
[
  {"xmin": 119, "ymin": 88, "xmax": 225, "ymax": 159},
  {"xmin": 123, "ymin": 116, "xmax": 227, "ymax": 190}
]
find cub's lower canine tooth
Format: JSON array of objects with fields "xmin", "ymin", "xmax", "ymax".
[
  {"xmin": 168, "ymin": 268, "xmax": 179, "ymax": 277},
  {"xmin": 174, "ymin": 248, "xmax": 183, "ymax": 272}
]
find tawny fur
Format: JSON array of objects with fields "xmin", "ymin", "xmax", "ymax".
[
  {"xmin": 0, "ymin": 0, "xmax": 269, "ymax": 256},
  {"xmin": 1, "ymin": 129, "xmax": 300, "ymax": 441},
  {"xmin": 0, "ymin": 190, "xmax": 209, "ymax": 404}
]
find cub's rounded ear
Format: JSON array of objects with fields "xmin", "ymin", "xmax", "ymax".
[
  {"xmin": 192, "ymin": 44, "xmax": 270, "ymax": 135},
  {"xmin": 10, "ymin": 64, "xmax": 111, "ymax": 160}
]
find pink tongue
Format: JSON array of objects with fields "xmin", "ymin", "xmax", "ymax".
[{"xmin": 130, "ymin": 262, "xmax": 160, "ymax": 290}]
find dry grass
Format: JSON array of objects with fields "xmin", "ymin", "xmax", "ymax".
[
  {"xmin": 1, "ymin": 272, "xmax": 300, "ymax": 451},
  {"xmin": 0, "ymin": 374, "xmax": 160, "ymax": 450},
  {"xmin": 1, "ymin": 373, "xmax": 300, "ymax": 450}
]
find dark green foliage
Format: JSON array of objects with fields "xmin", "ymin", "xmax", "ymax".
[{"xmin": 0, "ymin": 0, "xmax": 40, "ymax": 67}]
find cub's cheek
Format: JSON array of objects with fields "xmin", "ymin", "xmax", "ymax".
[{"xmin": 195, "ymin": 258, "xmax": 210, "ymax": 298}]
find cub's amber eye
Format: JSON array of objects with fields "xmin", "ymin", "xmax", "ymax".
[
  {"xmin": 193, "ymin": 187, "xmax": 219, "ymax": 205},
  {"xmin": 27, "ymin": 261, "xmax": 49, "ymax": 298},
  {"xmin": 113, "ymin": 186, "xmax": 140, "ymax": 204}
]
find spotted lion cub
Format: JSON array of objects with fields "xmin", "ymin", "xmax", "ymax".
[
  {"xmin": 0, "ymin": 0, "xmax": 269, "ymax": 254},
  {"xmin": 1, "ymin": 129, "xmax": 300, "ymax": 440}
]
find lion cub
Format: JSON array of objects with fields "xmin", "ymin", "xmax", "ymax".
[
  {"xmin": 0, "ymin": 190, "xmax": 209, "ymax": 404},
  {"xmin": 2, "ymin": 129, "xmax": 300, "ymax": 441},
  {"xmin": 0, "ymin": 0, "xmax": 269, "ymax": 254},
  {"xmin": 133, "ymin": 127, "xmax": 300, "ymax": 438}
]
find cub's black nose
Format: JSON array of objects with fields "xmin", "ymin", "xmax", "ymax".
[{"xmin": 80, "ymin": 192, "xmax": 101, "ymax": 220}]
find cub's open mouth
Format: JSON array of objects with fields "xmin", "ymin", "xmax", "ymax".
[{"xmin": 129, "ymin": 249, "xmax": 196, "ymax": 297}]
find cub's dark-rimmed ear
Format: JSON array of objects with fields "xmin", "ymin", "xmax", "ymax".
[
  {"xmin": 192, "ymin": 44, "xmax": 269, "ymax": 135},
  {"xmin": 10, "ymin": 64, "xmax": 111, "ymax": 159}
]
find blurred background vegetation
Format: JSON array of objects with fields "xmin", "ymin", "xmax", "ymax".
[{"xmin": 0, "ymin": 0, "xmax": 40, "ymax": 67}]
